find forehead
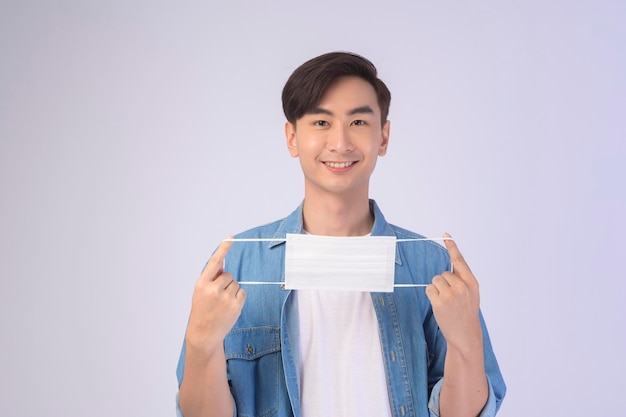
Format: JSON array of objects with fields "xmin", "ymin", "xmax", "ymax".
[{"xmin": 316, "ymin": 76, "xmax": 380, "ymax": 113}]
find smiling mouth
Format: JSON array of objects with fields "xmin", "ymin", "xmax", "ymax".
[{"xmin": 324, "ymin": 161, "xmax": 355, "ymax": 168}]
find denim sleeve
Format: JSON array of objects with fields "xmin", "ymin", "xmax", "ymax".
[{"xmin": 427, "ymin": 376, "xmax": 498, "ymax": 417}]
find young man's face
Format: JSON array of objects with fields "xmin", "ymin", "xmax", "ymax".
[{"xmin": 285, "ymin": 76, "xmax": 390, "ymax": 200}]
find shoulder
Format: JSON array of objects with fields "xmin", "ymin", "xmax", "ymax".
[
  {"xmin": 234, "ymin": 217, "xmax": 286, "ymax": 239},
  {"xmin": 233, "ymin": 203, "xmax": 302, "ymax": 240}
]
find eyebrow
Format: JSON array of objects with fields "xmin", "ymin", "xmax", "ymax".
[{"xmin": 306, "ymin": 105, "xmax": 375, "ymax": 117}]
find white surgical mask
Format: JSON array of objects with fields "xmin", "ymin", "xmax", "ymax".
[
  {"xmin": 284, "ymin": 233, "xmax": 397, "ymax": 292},
  {"xmin": 225, "ymin": 234, "xmax": 451, "ymax": 292}
]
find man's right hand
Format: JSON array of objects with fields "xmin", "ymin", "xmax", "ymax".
[
  {"xmin": 185, "ymin": 238, "xmax": 246, "ymax": 358},
  {"xmin": 180, "ymin": 237, "xmax": 244, "ymax": 417}
]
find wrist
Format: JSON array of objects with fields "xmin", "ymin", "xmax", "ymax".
[
  {"xmin": 445, "ymin": 322, "xmax": 484, "ymax": 360},
  {"xmin": 185, "ymin": 335, "xmax": 225, "ymax": 365}
]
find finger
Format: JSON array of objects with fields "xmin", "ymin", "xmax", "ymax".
[
  {"xmin": 425, "ymin": 283, "xmax": 439, "ymax": 300},
  {"xmin": 214, "ymin": 272, "xmax": 234, "ymax": 289},
  {"xmin": 441, "ymin": 271, "xmax": 466, "ymax": 288},
  {"xmin": 224, "ymin": 278, "xmax": 242, "ymax": 295},
  {"xmin": 431, "ymin": 274, "xmax": 451, "ymax": 289},
  {"xmin": 236, "ymin": 287, "xmax": 246, "ymax": 302},
  {"xmin": 200, "ymin": 237, "xmax": 234, "ymax": 281},
  {"xmin": 443, "ymin": 233, "xmax": 473, "ymax": 278},
  {"xmin": 428, "ymin": 275, "xmax": 452, "ymax": 300},
  {"xmin": 224, "ymin": 278, "xmax": 247, "ymax": 308}
]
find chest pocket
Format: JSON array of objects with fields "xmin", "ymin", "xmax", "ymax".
[{"xmin": 225, "ymin": 327, "xmax": 281, "ymax": 417}]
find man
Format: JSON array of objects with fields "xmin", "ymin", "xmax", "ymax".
[{"xmin": 176, "ymin": 52, "xmax": 506, "ymax": 417}]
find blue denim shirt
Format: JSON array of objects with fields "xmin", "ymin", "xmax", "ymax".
[{"xmin": 176, "ymin": 200, "xmax": 506, "ymax": 417}]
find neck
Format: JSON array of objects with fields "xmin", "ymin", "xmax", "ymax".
[{"xmin": 301, "ymin": 194, "xmax": 373, "ymax": 236}]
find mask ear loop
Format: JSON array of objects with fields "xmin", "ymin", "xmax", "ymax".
[{"xmin": 223, "ymin": 238, "xmax": 283, "ymax": 242}]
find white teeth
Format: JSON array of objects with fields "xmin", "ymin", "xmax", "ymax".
[{"xmin": 325, "ymin": 161, "xmax": 354, "ymax": 168}]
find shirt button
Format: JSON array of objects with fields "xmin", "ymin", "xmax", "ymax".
[
  {"xmin": 391, "ymin": 350, "xmax": 396, "ymax": 361},
  {"xmin": 400, "ymin": 405, "xmax": 406, "ymax": 415},
  {"xmin": 246, "ymin": 344, "xmax": 254, "ymax": 355}
]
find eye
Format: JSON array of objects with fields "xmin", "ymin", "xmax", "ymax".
[
  {"xmin": 351, "ymin": 120, "xmax": 367, "ymax": 126},
  {"xmin": 313, "ymin": 120, "xmax": 329, "ymax": 127}
]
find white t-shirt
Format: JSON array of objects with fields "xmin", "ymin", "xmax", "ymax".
[{"xmin": 297, "ymin": 289, "xmax": 392, "ymax": 417}]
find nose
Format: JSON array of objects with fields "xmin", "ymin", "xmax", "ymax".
[{"xmin": 327, "ymin": 124, "xmax": 353, "ymax": 153}]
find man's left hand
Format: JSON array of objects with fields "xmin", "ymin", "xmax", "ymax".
[{"xmin": 425, "ymin": 233, "xmax": 483, "ymax": 352}]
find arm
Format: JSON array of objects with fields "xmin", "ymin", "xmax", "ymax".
[
  {"xmin": 438, "ymin": 321, "xmax": 488, "ymax": 417},
  {"xmin": 178, "ymin": 239, "xmax": 246, "ymax": 417},
  {"xmin": 425, "ymin": 234, "xmax": 488, "ymax": 417},
  {"xmin": 179, "ymin": 343, "xmax": 233, "ymax": 417}
]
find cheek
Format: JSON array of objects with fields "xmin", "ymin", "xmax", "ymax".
[
  {"xmin": 362, "ymin": 139, "xmax": 383, "ymax": 156},
  {"xmin": 300, "ymin": 135, "xmax": 325, "ymax": 152}
]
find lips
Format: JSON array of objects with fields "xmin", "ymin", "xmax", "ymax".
[{"xmin": 324, "ymin": 161, "xmax": 355, "ymax": 168}]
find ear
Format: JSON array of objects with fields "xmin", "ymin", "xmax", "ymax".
[
  {"xmin": 378, "ymin": 120, "xmax": 390, "ymax": 156},
  {"xmin": 285, "ymin": 122, "xmax": 299, "ymax": 157}
]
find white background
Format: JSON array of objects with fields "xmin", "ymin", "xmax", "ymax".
[{"xmin": 1, "ymin": 1, "xmax": 624, "ymax": 416}]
